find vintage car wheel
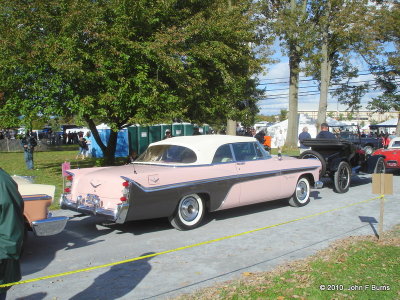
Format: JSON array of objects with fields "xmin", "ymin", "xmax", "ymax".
[
  {"xmin": 169, "ymin": 194, "xmax": 205, "ymax": 230},
  {"xmin": 288, "ymin": 177, "xmax": 311, "ymax": 207},
  {"xmin": 299, "ymin": 150, "xmax": 326, "ymax": 176},
  {"xmin": 334, "ymin": 161, "xmax": 351, "ymax": 193},
  {"xmin": 373, "ymin": 157, "xmax": 386, "ymax": 174}
]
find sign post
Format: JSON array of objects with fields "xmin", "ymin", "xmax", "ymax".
[{"xmin": 372, "ymin": 173, "xmax": 393, "ymax": 239}]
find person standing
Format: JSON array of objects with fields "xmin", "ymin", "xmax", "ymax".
[
  {"xmin": 298, "ymin": 127, "xmax": 311, "ymax": 153},
  {"xmin": 76, "ymin": 136, "xmax": 88, "ymax": 160},
  {"xmin": 0, "ymin": 168, "xmax": 25, "ymax": 300},
  {"xmin": 163, "ymin": 129, "xmax": 173, "ymax": 139},
  {"xmin": 316, "ymin": 123, "xmax": 336, "ymax": 139},
  {"xmin": 274, "ymin": 130, "xmax": 285, "ymax": 151},
  {"xmin": 20, "ymin": 131, "xmax": 37, "ymax": 170}
]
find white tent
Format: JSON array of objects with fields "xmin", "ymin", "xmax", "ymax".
[
  {"xmin": 267, "ymin": 115, "xmax": 349, "ymax": 148},
  {"xmin": 377, "ymin": 118, "xmax": 398, "ymax": 126}
]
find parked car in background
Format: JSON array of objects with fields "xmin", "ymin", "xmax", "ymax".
[
  {"xmin": 61, "ymin": 135, "xmax": 322, "ymax": 230},
  {"xmin": 300, "ymin": 138, "xmax": 386, "ymax": 193},
  {"xmin": 329, "ymin": 125, "xmax": 382, "ymax": 154},
  {"xmin": 372, "ymin": 137, "xmax": 400, "ymax": 173},
  {"xmin": 12, "ymin": 176, "xmax": 68, "ymax": 236}
]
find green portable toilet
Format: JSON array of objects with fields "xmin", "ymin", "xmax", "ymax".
[
  {"xmin": 137, "ymin": 126, "xmax": 149, "ymax": 154},
  {"xmin": 182, "ymin": 123, "xmax": 194, "ymax": 136},
  {"xmin": 203, "ymin": 124, "xmax": 210, "ymax": 135},
  {"xmin": 160, "ymin": 124, "xmax": 172, "ymax": 139},
  {"xmin": 149, "ymin": 124, "xmax": 162, "ymax": 144},
  {"xmin": 172, "ymin": 123, "xmax": 183, "ymax": 137},
  {"xmin": 128, "ymin": 126, "xmax": 139, "ymax": 154}
]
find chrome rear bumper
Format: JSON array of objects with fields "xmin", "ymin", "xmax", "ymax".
[
  {"xmin": 60, "ymin": 194, "xmax": 129, "ymax": 224},
  {"xmin": 31, "ymin": 213, "xmax": 68, "ymax": 236}
]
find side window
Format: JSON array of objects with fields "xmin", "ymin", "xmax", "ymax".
[
  {"xmin": 232, "ymin": 142, "xmax": 265, "ymax": 161},
  {"xmin": 254, "ymin": 143, "xmax": 265, "ymax": 159},
  {"xmin": 212, "ymin": 144, "xmax": 234, "ymax": 164}
]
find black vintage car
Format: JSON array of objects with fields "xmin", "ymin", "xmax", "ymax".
[
  {"xmin": 329, "ymin": 125, "xmax": 382, "ymax": 154},
  {"xmin": 299, "ymin": 138, "xmax": 385, "ymax": 193}
]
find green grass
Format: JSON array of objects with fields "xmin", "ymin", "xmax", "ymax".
[{"xmin": 179, "ymin": 226, "xmax": 400, "ymax": 299}]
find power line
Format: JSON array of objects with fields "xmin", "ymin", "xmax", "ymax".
[
  {"xmin": 262, "ymin": 79, "xmax": 379, "ymax": 91},
  {"xmin": 258, "ymin": 71, "xmax": 374, "ymax": 84},
  {"xmin": 258, "ymin": 83, "xmax": 398, "ymax": 100}
]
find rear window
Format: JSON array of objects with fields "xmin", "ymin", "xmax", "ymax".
[{"xmin": 136, "ymin": 145, "xmax": 197, "ymax": 164}]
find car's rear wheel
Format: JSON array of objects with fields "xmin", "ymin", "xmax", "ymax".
[
  {"xmin": 334, "ymin": 161, "xmax": 351, "ymax": 193},
  {"xmin": 374, "ymin": 157, "xmax": 386, "ymax": 174},
  {"xmin": 169, "ymin": 194, "xmax": 205, "ymax": 230},
  {"xmin": 288, "ymin": 177, "xmax": 311, "ymax": 207},
  {"xmin": 299, "ymin": 150, "xmax": 326, "ymax": 176}
]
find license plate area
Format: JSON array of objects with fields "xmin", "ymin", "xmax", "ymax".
[{"xmin": 85, "ymin": 194, "xmax": 100, "ymax": 207}]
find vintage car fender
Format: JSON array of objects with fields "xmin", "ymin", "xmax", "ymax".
[
  {"xmin": 327, "ymin": 156, "xmax": 347, "ymax": 173},
  {"xmin": 365, "ymin": 154, "xmax": 385, "ymax": 174},
  {"xmin": 13, "ymin": 176, "xmax": 68, "ymax": 236}
]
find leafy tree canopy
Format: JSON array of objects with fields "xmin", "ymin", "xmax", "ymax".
[{"xmin": 0, "ymin": 0, "xmax": 269, "ymax": 162}]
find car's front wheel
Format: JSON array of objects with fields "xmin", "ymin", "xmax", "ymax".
[
  {"xmin": 374, "ymin": 157, "xmax": 386, "ymax": 174},
  {"xmin": 288, "ymin": 177, "xmax": 311, "ymax": 207},
  {"xmin": 334, "ymin": 161, "xmax": 351, "ymax": 193},
  {"xmin": 169, "ymin": 194, "xmax": 205, "ymax": 230}
]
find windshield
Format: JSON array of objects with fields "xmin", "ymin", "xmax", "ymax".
[{"xmin": 136, "ymin": 145, "xmax": 197, "ymax": 164}]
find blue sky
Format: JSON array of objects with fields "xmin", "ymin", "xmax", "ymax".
[{"xmin": 256, "ymin": 51, "xmax": 382, "ymax": 116}]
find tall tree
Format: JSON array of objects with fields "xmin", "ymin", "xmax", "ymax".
[
  {"xmin": 0, "ymin": 0, "xmax": 267, "ymax": 163},
  {"xmin": 305, "ymin": 0, "xmax": 378, "ymax": 131},
  {"xmin": 261, "ymin": 0, "xmax": 314, "ymax": 149},
  {"xmin": 367, "ymin": 1, "xmax": 400, "ymax": 134}
]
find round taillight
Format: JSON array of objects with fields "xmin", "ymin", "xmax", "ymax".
[
  {"xmin": 122, "ymin": 181, "xmax": 129, "ymax": 187},
  {"xmin": 64, "ymin": 187, "xmax": 71, "ymax": 193},
  {"xmin": 120, "ymin": 196, "xmax": 127, "ymax": 202},
  {"xmin": 66, "ymin": 175, "xmax": 73, "ymax": 181}
]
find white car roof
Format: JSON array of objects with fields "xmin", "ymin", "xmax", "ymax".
[
  {"xmin": 148, "ymin": 135, "xmax": 258, "ymax": 164},
  {"xmin": 389, "ymin": 137, "xmax": 400, "ymax": 148}
]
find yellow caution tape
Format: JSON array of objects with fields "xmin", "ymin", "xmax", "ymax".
[{"xmin": 0, "ymin": 195, "xmax": 384, "ymax": 288}]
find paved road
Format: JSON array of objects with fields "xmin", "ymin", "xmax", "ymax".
[{"xmin": 7, "ymin": 173, "xmax": 400, "ymax": 300}]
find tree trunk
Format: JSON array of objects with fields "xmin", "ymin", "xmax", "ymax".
[
  {"xmin": 317, "ymin": 36, "xmax": 331, "ymax": 132},
  {"xmin": 284, "ymin": 0, "xmax": 307, "ymax": 149},
  {"xmin": 226, "ymin": 119, "xmax": 237, "ymax": 135},
  {"xmin": 396, "ymin": 112, "xmax": 400, "ymax": 136},
  {"xmin": 316, "ymin": 1, "xmax": 331, "ymax": 133},
  {"xmin": 285, "ymin": 52, "xmax": 300, "ymax": 149},
  {"xmin": 102, "ymin": 130, "xmax": 118, "ymax": 165},
  {"xmin": 85, "ymin": 116, "xmax": 118, "ymax": 165}
]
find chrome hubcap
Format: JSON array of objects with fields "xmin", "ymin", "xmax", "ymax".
[
  {"xmin": 296, "ymin": 180, "xmax": 308, "ymax": 202},
  {"xmin": 180, "ymin": 197, "xmax": 199, "ymax": 222}
]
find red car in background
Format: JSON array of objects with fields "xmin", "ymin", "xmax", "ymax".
[{"xmin": 373, "ymin": 137, "xmax": 400, "ymax": 173}]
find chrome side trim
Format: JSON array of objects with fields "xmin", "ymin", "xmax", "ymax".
[
  {"xmin": 22, "ymin": 195, "xmax": 52, "ymax": 201},
  {"xmin": 121, "ymin": 166, "xmax": 319, "ymax": 193}
]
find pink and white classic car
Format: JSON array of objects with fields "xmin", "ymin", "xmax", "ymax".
[{"xmin": 60, "ymin": 135, "xmax": 322, "ymax": 230}]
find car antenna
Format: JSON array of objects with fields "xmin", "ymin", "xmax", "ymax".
[{"xmin": 132, "ymin": 163, "xmax": 137, "ymax": 174}]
